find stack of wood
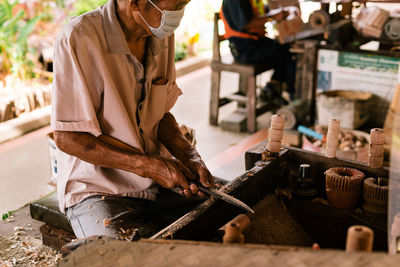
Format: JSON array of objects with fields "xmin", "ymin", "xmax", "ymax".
[
  {"xmin": 354, "ymin": 7, "xmax": 390, "ymax": 38},
  {"xmin": 0, "ymin": 84, "xmax": 52, "ymax": 123},
  {"xmin": 267, "ymin": 115, "xmax": 285, "ymax": 153},
  {"xmin": 368, "ymin": 128, "xmax": 385, "ymax": 168}
]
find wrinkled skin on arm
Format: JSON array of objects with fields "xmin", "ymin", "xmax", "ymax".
[
  {"xmin": 157, "ymin": 112, "xmax": 215, "ymax": 195},
  {"xmin": 53, "ymin": 130, "xmax": 199, "ymax": 196}
]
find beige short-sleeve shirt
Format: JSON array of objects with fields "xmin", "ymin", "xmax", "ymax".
[{"xmin": 51, "ymin": 0, "xmax": 182, "ymax": 213}]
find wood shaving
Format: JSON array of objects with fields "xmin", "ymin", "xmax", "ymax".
[
  {"xmin": 99, "ymin": 249, "xmax": 107, "ymax": 256},
  {"xmin": 0, "ymin": 226, "xmax": 62, "ymax": 266},
  {"xmin": 103, "ymin": 218, "xmax": 111, "ymax": 226},
  {"xmin": 96, "ymin": 219, "xmax": 99, "ymax": 224},
  {"xmin": 117, "ymin": 228, "xmax": 138, "ymax": 241},
  {"xmin": 88, "ymin": 205, "xmax": 92, "ymax": 210},
  {"xmin": 101, "ymin": 196, "xmax": 106, "ymax": 200}
]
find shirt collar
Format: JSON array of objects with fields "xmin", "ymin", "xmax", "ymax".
[{"xmin": 102, "ymin": 0, "xmax": 167, "ymax": 56}]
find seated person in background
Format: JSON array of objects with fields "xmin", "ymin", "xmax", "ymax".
[{"xmin": 221, "ymin": 0, "xmax": 296, "ymax": 104}]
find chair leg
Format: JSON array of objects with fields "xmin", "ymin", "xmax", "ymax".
[
  {"xmin": 210, "ymin": 69, "xmax": 221, "ymax": 125},
  {"xmin": 246, "ymin": 75, "xmax": 257, "ymax": 133},
  {"xmin": 238, "ymin": 75, "xmax": 247, "ymax": 108},
  {"xmin": 239, "ymin": 75, "xmax": 247, "ymax": 95}
]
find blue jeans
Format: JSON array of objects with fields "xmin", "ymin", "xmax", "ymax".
[{"xmin": 66, "ymin": 187, "xmax": 205, "ymax": 239}]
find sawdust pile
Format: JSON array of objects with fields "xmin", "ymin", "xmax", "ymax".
[{"xmin": 0, "ymin": 226, "xmax": 61, "ymax": 266}]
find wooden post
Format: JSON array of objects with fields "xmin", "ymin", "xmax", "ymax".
[
  {"xmin": 223, "ymin": 223, "xmax": 245, "ymax": 244},
  {"xmin": 267, "ymin": 115, "xmax": 285, "ymax": 153},
  {"xmin": 209, "ymin": 13, "xmax": 222, "ymax": 126},
  {"xmin": 368, "ymin": 128, "xmax": 385, "ymax": 168},
  {"xmin": 346, "ymin": 225, "xmax": 374, "ymax": 252},
  {"xmin": 210, "ymin": 70, "xmax": 221, "ymax": 125},
  {"xmin": 247, "ymin": 75, "xmax": 257, "ymax": 133},
  {"xmin": 325, "ymin": 119, "xmax": 341, "ymax": 158}
]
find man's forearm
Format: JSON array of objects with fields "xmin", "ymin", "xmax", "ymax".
[
  {"xmin": 243, "ymin": 15, "xmax": 270, "ymax": 31},
  {"xmin": 54, "ymin": 131, "xmax": 152, "ymax": 178},
  {"xmin": 157, "ymin": 113, "xmax": 201, "ymax": 165},
  {"xmin": 158, "ymin": 113, "xmax": 214, "ymax": 188}
]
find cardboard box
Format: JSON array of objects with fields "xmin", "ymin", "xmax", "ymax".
[
  {"xmin": 317, "ymin": 90, "xmax": 372, "ymax": 129},
  {"xmin": 268, "ymin": 0, "xmax": 299, "ymax": 10},
  {"xmin": 276, "ymin": 14, "xmax": 304, "ymax": 44}
]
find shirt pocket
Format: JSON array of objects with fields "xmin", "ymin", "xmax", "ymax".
[{"xmin": 142, "ymin": 80, "xmax": 169, "ymax": 126}]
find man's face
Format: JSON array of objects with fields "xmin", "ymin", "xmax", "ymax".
[{"xmin": 138, "ymin": 0, "xmax": 190, "ymax": 28}]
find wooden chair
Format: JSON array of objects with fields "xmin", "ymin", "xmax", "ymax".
[{"xmin": 209, "ymin": 12, "xmax": 272, "ymax": 133}]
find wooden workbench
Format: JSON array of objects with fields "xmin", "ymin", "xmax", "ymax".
[{"xmin": 60, "ymin": 239, "xmax": 400, "ymax": 267}]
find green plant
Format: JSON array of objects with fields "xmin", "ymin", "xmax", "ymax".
[
  {"xmin": 70, "ymin": 0, "xmax": 108, "ymax": 17},
  {"xmin": 175, "ymin": 42, "xmax": 187, "ymax": 62},
  {"xmin": 2, "ymin": 209, "xmax": 17, "ymax": 220},
  {"xmin": 0, "ymin": 0, "xmax": 42, "ymax": 79}
]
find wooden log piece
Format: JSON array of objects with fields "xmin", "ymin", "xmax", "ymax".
[
  {"xmin": 267, "ymin": 140, "xmax": 282, "ymax": 154},
  {"xmin": 223, "ymin": 223, "xmax": 245, "ymax": 244},
  {"xmin": 325, "ymin": 119, "xmax": 341, "ymax": 158},
  {"xmin": 276, "ymin": 106, "xmax": 296, "ymax": 130},
  {"xmin": 369, "ymin": 144, "xmax": 385, "ymax": 157},
  {"xmin": 368, "ymin": 155, "xmax": 384, "ymax": 169},
  {"xmin": 222, "ymin": 214, "xmax": 251, "ymax": 234},
  {"xmin": 267, "ymin": 115, "xmax": 285, "ymax": 153},
  {"xmin": 370, "ymin": 128, "xmax": 385, "ymax": 145},
  {"xmin": 369, "ymin": 129, "xmax": 385, "ymax": 168},
  {"xmin": 268, "ymin": 128, "xmax": 284, "ymax": 142},
  {"xmin": 309, "ymin": 10, "xmax": 330, "ymax": 29},
  {"xmin": 346, "ymin": 225, "xmax": 374, "ymax": 252},
  {"xmin": 270, "ymin": 114, "xmax": 285, "ymax": 130}
]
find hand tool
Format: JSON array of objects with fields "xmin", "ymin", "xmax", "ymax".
[{"xmin": 174, "ymin": 180, "xmax": 255, "ymax": 214}]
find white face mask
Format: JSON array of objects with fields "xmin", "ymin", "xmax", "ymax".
[{"xmin": 138, "ymin": 0, "xmax": 185, "ymax": 39}]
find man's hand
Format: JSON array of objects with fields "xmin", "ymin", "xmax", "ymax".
[
  {"xmin": 185, "ymin": 157, "xmax": 214, "ymax": 188},
  {"xmin": 157, "ymin": 113, "xmax": 215, "ymax": 197},
  {"xmin": 149, "ymin": 157, "xmax": 202, "ymax": 197}
]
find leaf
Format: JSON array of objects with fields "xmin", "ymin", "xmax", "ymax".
[
  {"xmin": 2, "ymin": 0, "xmax": 17, "ymax": 19},
  {"xmin": 17, "ymin": 14, "xmax": 42, "ymax": 42}
]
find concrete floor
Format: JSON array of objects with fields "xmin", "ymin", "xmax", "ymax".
[{"xmin": 0, "ymin": 66, "xmax": 273, "ymax": 216}]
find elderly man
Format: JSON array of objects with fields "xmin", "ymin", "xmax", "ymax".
[{"xmin": 51, "ymin": 0, "xmax": 214, "ymax": 239}]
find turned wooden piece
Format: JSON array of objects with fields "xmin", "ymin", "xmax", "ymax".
[
  {"xmin": 267, "ymin": 115, "xmax": 285, "ymax": 153},
  {"xmin": 223, "ymin": 223, "xmax": 245, "ymax": 244},
  {"xmin": 325, "ymin": 119, "xmax": 341, "ymax": 158},
  {"xmin": 222, "ymin": 214, "xmax": 250, "ymax": 244},
  {"xmin": 346, "ymin": 225, "xmax": 374, "ymax": 252},
  {"xmin": 362, "ymin": 177, "xmax": 388, "ymax": 215},
  {"xmin": 369, "ymin": 128, "xmax": 385, "ymax": 168},
  {"xmin": 370, "ymin": 128, "xmax": 385, "ymax": 145},
  {"xmin": 325, "ymin": 167, "xmax": 365, "ymax": 209}
]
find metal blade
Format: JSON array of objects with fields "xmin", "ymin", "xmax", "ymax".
[{"xmin": 197, "ymin": 186, "xmax": 255, "ymax": 214}]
